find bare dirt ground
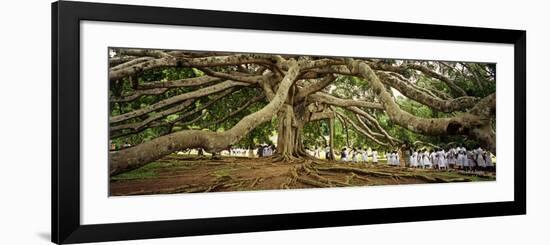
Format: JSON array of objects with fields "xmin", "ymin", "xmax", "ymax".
[{"xmin": 109, "ymin": 154, "xmax": 496, "ymax": 196}]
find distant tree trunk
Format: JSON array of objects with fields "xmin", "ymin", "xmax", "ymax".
[
  {"xmin": 400, "ymin": 143, "xmax": 411, "ymax": 167},
  {"xmin": 328, "ymin": 117, "xmax": 336, "ymax": 160},
  {"xmin": 344, "ymin": 121, "xmax": 350, "ymax": 147}
]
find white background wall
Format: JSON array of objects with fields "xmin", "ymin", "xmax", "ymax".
[{"xmin": 0, "ymin": 0, "xmax": 547, "ymax": 244}]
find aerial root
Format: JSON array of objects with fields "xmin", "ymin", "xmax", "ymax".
[
  {"xmin": 280, "ymin": 166, "xmax": 299, "ymax": 189},
  {"xmin": 295, "ymin": 175, "xmax": 334, "ymax": 188},
  {"xmin": 304, "ymin": 165, "xmax": 468, "ymax": 184},
  {"xmin": 312, "ymin": 165, "xmax": 395, "ymax": 178},
  {"xmin": 249, "ymin": 177, "xmax": 262, "ymax": 188},
  {"xmin": 290, "ymin": 166, "xmax": 333, "ymax": 188},
  {"xmin": 350, "ymin": 172, "xmax": 370, "ymax": 182},
  {"xmin": 272, "ymin": 153, "xmax": 299, "ymax": 163},
  {"xmin": 280, "ymin": 162, "xmax": 351, "ymax": 188},
  {"xmin": 280, "ymin": 177, "xmax": 293, "ymax": 189},
  {"xmin": 303, "ymin": 165, "xmax": 350, "ymax": 187}
]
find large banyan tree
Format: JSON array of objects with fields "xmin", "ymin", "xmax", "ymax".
[{"xmin": 108, "ymin": 48, "xmax": 496, "ymax": 175}]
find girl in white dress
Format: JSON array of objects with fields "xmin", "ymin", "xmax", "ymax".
[
  {"xmin": 456, "ymin": 147, "xmax": 466, "ymax": 167},
  {"xmin": 456, "ymin": 148, "xmax": 466, "ymax": 169},
  {"xmin": 265, "ymin": 146, "xmax": 272, "ymax": 157},
  {"xmin": 464, "ymin": 149, "xmax": 472, "ymax": 170},
  {"xmin": 437, "ymin": 149, "xmax": 447, "ymax": 170},
  {"xmin": 352, "ymin": 148, "xmax": 359, "ymax": 163},
  {"xmin": 474, "ymin": 147, "xmax": 486, "ymax": 170},
  {"xmin": 362, "ymin": 148, "xmax": 368, "ymax": 162},
  {"xmin": 484, "ymin": 151, "xmax": 494, "ymax": 171},
  {"xmin": 417, "ymin": 151, "xmax": 422, "ymax": 168},
  {"xmin": 422, "ymin": 150, "xmax": 431, "ymax": 168},
  {"xmin": 447, "ymin": 148, "xmax": 456, "ymax": 169},
  {"xmin": 389, "ymin": 151, "xmax": 398, "ymax": 166},
  {"xmin": 430, "ymin": 150, "xmax": 437, "ymax": 168},
  {"xmin": 314, "ymin": 147, "xmax": 320, "ymax": 158},
  {"xmin": 372, "ymin": 150, "xmax": 378, "ymax": 164},
  {"xmin": 418, "ymin": 151, "xmax": 423, "ymax": 167},
  {"xmin": 341, "ymin": 148, "xmax": 348, "ymax": 162},
  {"xmin": 410, "ymin": 150, "xmax": 418, "ymax": 168}
]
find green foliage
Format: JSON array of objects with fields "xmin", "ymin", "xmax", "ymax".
[
  {"xmin": 303, "ymin": 120, "xmax": 328, "ymax": 148},
  {"xmin": 110, "ymin": 53, "xmax": 496, "ymax": 152},
  {"xmin": 297, "ymin": 61, "xmax": 496, "ymax": 152},
  {"xmin": 234, "ymin": 120, "xmax": 276, "ymax": 148},
  {"xmin": 110, "ymin": 161, "xmax": 161, "ymax": 180}
]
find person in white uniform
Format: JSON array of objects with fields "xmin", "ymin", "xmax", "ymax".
[
  {"xmin": 393, "ymin": 151, "xmax": 400, "ymax": 166},
  {"xmin": 456, "ymin": 147, "xmax": 466, "ymax": 169},
  {"xmin": 388, "ymin": 152, "xmax": 394, "ymax": 166},
  {"xmin": 371, "ymin": 149, "xmax": 379, "ymax": 164},
  {"xmin": 467, "ymin": 151, "xmax": 476, "ymax": 171},
  {"xmin": 417, "ymin": 150, "xmax": 424, "ymax": 168},
  {"xmin": 474, "ymin": 147, "xmax": 486, "ymax": 170},
  {"xmin": 410, "ymin": 150, "xmax": 419, "ymax": 168},
  {"xmin": 313, "ymin": 147, "xmax": 321, "ymax": 158},
  {"xmin": 361, "ymin": 148, "xmax": 368, "ymax": 163},
  {"xmin": 447, "ymin": 147, "xmax": 456, "ymax": 169},
  {"xmin": 436, "ymin": 149, "xmax": 447, "ymax": 170},
  {"xmin": 352, "ymin": 148, "xmax": 359, "ymax": 163},
  {"xmin": 421, "ymin": 149, "xmax": 431, "ymax": 168},
  {"xmin": 265, "ymin": 146, "xmax": 272, "ymax": 157},
  {"xmin": 341, "ymin": 147, "xmax": 348, "ymax": 162},
  {"xmin": 433, "ymin": 149, "xmax": 439, "ymax": 169},
  {"xmin": 484, "ymin": 151, "xmax": 495, "ymax": 171},
  {"xmin": 423, "ymin": 150, "xmax": 429, "ymax": 168},
  {"xmin": 388, "ymin": 151, "xmax": 395, "ymax": 166},
  {"xmin": 324, "ymin": 145, "xmax": 331, "ymax": 160}
]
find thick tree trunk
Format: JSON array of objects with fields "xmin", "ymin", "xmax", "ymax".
[
  {"xmin": 276, "ymin": 105, "xmax": 296, "ymax": 159},
  {"xmin": 344, "ymin": 120, "xmax": 350, "ymax": 147},
  {"xmin": 470, "ymin": 125, "xmax": 496, "ymax": 155},
  {"xmin": 274, "ymin": 104, "xmax": 309, "ymax": 161}
]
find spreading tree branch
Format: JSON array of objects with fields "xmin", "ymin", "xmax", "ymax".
[
  {"xmin": 109, "ymin": 61, "xmax": 301, "ymax": 175},
  {"xmin": 110, "ymin": 80, "xmax": 249, "ymax": 124}
]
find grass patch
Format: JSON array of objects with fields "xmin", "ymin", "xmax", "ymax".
[
  {"xmin": 111, "ymin": 161, "xmax": 164, "ymax": 181},
  {"xmin": 426, "ymin": 170, "xmax": 495, "ymax": 182},
  {"xmin": 211, "ymin": 168, "xmax": 234, "ymax": 178}
]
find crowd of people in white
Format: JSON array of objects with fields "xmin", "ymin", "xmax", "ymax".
[
  {"xmin": 326, "ymin": 146, "xmax": 495, "ymax": 172},
  {"xmin": 175, "ymin": 144, "xmax": 495, "ymax": 172}
]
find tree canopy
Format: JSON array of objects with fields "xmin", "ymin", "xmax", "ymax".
[{"xmin": 108, "ymin": 48, "xmax": 496, "ymax": 175}]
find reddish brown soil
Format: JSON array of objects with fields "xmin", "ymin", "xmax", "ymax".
[{"xmin": 109, "ymin": 155, "xmax": 495, "ymax": 196}]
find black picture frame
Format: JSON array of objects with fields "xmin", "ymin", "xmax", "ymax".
[{"xmin": 52, "ymin": 1, "xmax": 526, "ymax": 244}]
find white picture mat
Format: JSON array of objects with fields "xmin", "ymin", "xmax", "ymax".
[{"xmin": 80, "ymin": 21, "xmax": 515, "ymax": 225}]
